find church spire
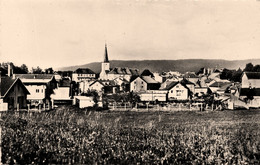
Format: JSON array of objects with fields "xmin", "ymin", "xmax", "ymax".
[{"xmin": 104, "ymin": 43, "xmax": 109, "ymax": 62}]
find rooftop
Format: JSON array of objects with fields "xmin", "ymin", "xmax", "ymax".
[
  {"xmin": 0, "ymin": 77, "xmax": 29, "ymax": 97},
  {"xmin": 141, "ymin": 76, "xmax": 159, "ymax": 84},
  {"xmin": 74, "ymin": 68, "xmax": 95, "ymax": 74},
  {"xmin": 244, "ymin": 72, "xmax": 260, "ymax": 79}
]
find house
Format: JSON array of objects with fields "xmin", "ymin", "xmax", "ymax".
[
  {"xmin": 239, "ymin": 88, "xmax": 260, "ymax": 107},
  {"xmin": 113, "ymin": 77, "xmax": 130, "ymax": 92},
  {"xmin": 241, "ymin": 72, "xmax": 260, "ymax": 88},
  {"xmin": 183, "ymin": 72, "xmax": 199, "ymax": 85},
  {"xmin": 51, "ymin": 78, "xmax": 72, "ymax": 104},
  {"xmin": 208, "ymin": 70, "xmax": 221, "ymax": 80},
  {"xmin": 209, "ymin": 81, "xmax": 231, "ymax": 94},
  {"xmin": 78, "ymin": 79, "xmax": 96, "ymax": 94},
  {"xmin": 0, "ymin": 76, "xmax": 30, "ymax": 110},
  {"xmin": 89, "ymin": 80, "xmax": 119, "ymax": 94},
  {"xmin": 139, "ymin": 90, "xmax": 168, "ymax": 102},
  {"xmin": 238, "ymin": 72, "xmax": 260, "ymax": 108},
  {"xmin": 107, "ymin": 67, "xmax": 139, "ymax": 82},
  {"xmin": 73, "ymin": 96, "xmax": 95, "ymax": 108},
  {"xmin": 164, "ymin": 81, "xmax": 191, "ymax": 101},
  {"xmin": 130, "ymin": 76, "xmax": 161, "ymax": 92},
  {"xmin": 180, "ymin": 78, "xmax": 195, "ymax": 94},
  {"xmin": 72, "ymin": 68, "xmax": 96, "ymax": 82},
  {"xmin": 99, "ymin": 44, "xmax": 139, "ymax": 81},
  {"xmin": 153, "ymin": 72, "xmax": 167, "ymax": 83},
  {"xmin": 13, "ymin": 74, "xmax": 57, "ymax": 107}
]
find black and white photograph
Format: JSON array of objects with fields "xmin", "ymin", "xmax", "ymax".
[{"xmin": 0, "ymin": 0, "xmax": 260, "ymax": 164}]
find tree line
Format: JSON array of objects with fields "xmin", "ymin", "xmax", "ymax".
[
  {"xmin": 0, "ymin": 62, "xmax": 54, "ymax": 74},
  {"xmin": 220, "ymin": 63, "xmax": 260, "ymax": 82}
]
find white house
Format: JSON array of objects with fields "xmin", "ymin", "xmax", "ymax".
[
  {"xmin": 78, "ymin": 80, "xmax": 96, "ymax": 94},
  {"xmin": 13, "ymin": 74, "xmax": 57, "ymax": 106},
  {"xmin": 164, "ymin": 81, "xmax": 190, "ymax": 101},
  {"xmin": 72, "ymin": 68, "xmax": 96, "ymax": 82},
  {"xmin": 130, "ymin": 76, "xmax": 160, "ymax": 92},
  {"xmin": 73, "ymin": 96, "xmax": 95, "ymax": 108},
  {"xmin": 241, "ymin": 72, "xmax": 260, "ymax": 88},
  {"xmin": 89, "ymin": 80, "xmax": 119, "ymax": 94},
  {"xmin": 238, "ymin": 72, "xmax": 260, "ymax": 107}
]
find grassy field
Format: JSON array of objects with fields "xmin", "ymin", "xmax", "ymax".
[{"xmin": 1, "ymin": 106, "xmax": 260, "ymax": 164}]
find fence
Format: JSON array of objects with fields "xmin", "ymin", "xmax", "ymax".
[{"xmin": 108, "ymin": 102, "xmax": 216, "ymax": 111}]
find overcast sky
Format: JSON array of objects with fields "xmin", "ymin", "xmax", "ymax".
[{"xmin": 1, "ymin": 0, "xmax": 260, "ymax": 69}]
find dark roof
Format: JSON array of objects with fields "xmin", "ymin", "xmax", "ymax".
[
  {"xmin": 90, "ymin": 80, "xmax": 117, "ymax": 87},
  {"xmin": 74, "ymin": 68, "xmax": 95, "ymax": 74},
  {"xmin": 60, "ymin": 79, "xmax": 71, "ymax": 87},
  {"xmin": 184, "ymin": 73, "xmax": 198, "ymax": 79},
  {"xmin": 214, "ymin": 69, "xmax": 221, "ymax": 73},
  {"xmin": 108, "ymin": 67, "xmax": 139, "ymax": 75},
  {"xmin": 14, "ymin": 74, "xmax": 54, "ymax": 79},
  {"xmin": 141, "ymin": 69, "xmax": 154, "ymax": 77},
  {"xmin": 140, "ymin": 76, "xmax": 159, "ymax": 84},
  {"xmin": 239, "ymin": 88, "xmax": 260, "ymax": 96},
  {"xmin": 0, "ymin": 77, "xmax": 29, "ymax": 97},
  {"xmin": 180, "ymin": 78, "xmax": 195, "ymax": 85},
  {"xmin": 164, "ymin": 81, "xmax": 179, "ymax": 90},
  {"xmin": 209, "ymin": 81, "xmax": 231, "ymax": 88},
  {"xmin": 244, "ymin": 72, "xmax": 260, "ymax": 79}
]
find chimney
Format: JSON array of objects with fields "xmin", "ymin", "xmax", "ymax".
[{"xmin": 8, "ymin": 63, "xmax": 13, "ymax": 77}]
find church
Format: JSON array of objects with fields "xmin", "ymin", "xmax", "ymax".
[{"xmin": 99, "ymin": 44, "xmax": 139, "ymax": 81}]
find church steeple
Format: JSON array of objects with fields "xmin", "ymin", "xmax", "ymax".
[
  {"xmin": 104, "ymin": 44, "xmax": 109, "ymax": 62},
  {"xmin": 100, "ymin": 43, "xmax": 110, "ymax": 80}
]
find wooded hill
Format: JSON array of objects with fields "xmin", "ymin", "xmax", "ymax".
[{"xmin": 57, "ymin": 59, "xmax": 260, "ymax": 73}]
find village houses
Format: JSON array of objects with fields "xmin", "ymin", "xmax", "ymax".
[
  {"xmin": 72, "ymin": 68, "xmax": 96, "ymax": 82},
  {"xmin": 13, "ymin": 73, "xmax": 57, "ymax": 108},
  {"xmin": 0, "ymin": 73, "xmax": 30, "ymax": 110}
]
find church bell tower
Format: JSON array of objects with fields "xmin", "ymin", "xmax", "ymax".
[{"xmin": 99, "ymin": 44, "xmax": 110, "ymax": 80}]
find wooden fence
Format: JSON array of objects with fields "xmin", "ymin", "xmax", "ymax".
[{"xmin": 108, "ymin": 102, "xmax": 217, "ymax": 111}]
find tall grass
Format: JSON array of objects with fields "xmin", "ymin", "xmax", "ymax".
[{"xmin": 0, "ymin": 107, "xmax": 259, "ymax": 164}]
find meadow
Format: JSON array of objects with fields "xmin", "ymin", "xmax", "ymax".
[{"xmin": 0, "ymin": 106, "xmax": 259, "ymax": 164}]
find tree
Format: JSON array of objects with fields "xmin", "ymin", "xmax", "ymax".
[
  {"xmin": 244, "ymin": 63, "xmax": 254, "ymax": 72},
  {"xmin": 253, "ymin": 65, "xmax": 260, "ymax": 72},
  {"xmin": 220, "ymin": 68, "xmax": 233, "ymax": 80},
  {"xmin": 45, "ymin": 67, "xmax": 54, "ymax": 74},
  {"xmin": 231, "ymin": 68, "xmax": 243, "ymax": 82},
  {"xmin": 32, "ymin": 66, "xmax": 43, "ymax": 74},
  {"xmin": 20, "ymin": 64, "xmax": 29, "ymax": 73}
]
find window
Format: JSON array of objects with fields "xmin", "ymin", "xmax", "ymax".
[
  {"xmin": 141, "ymin": 86, "xmax": 143, "ymax": 88},
  {"xmin": 134, "ymin": 81, "xmax": 136, "ymax": 84},
  {"xmin": 176, "ymin": 85, "xmax": 179, "ymax": 88},
  {"xmin": 36, "ymin": 89, "xmax": 39, "ymax": 93},
  {"xmin": 171, "ymin": 90, "xmax": 173, "ymax": 93},
  {"xmin": 42, "ymin": 89, "xmax": 44, "ymax": 93},
  {"xmin": 141, "ymin": 81, "xmax": 143, "ymax": 84}
]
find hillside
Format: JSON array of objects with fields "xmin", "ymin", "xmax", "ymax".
[{"xmin": 56, "ymin": 59, "xmax": 260, "ymax": 73}]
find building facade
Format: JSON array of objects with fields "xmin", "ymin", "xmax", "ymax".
[{"xmin": 0, "ymin": 77, "xmax": 29, "ymax": 110}]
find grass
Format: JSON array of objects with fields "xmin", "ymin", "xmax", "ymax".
[{"xmin": 0, "ymin": 106, "xmax": 260, "ymax": 164}]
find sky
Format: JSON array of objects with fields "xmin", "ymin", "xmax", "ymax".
[{"xmin": 1, "ymin": 0, "xmax": 260, "ymax": 69}]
